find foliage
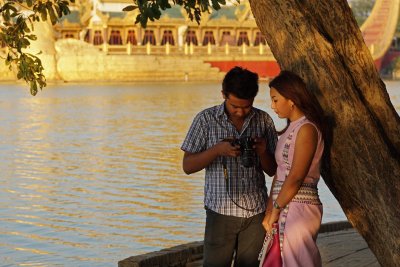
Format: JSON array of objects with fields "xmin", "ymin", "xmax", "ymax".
[
  {"xmin": 348, "ymin": 0, "xmax": 375, "ymax": 26},
  {"xmin": 0, "ymin": 0, "xmax": 73, "ymax": 95},
  {"xmin": 0, "ymin": 0, "xmax": 228, "ymax": 95},
  {"xmin": 123, "ymin": 0, "xmax": 228, "ymax": 28}
]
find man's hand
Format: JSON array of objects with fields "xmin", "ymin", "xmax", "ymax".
[
  {"xmin": 253, "ymin": 137, "xmax": 267, "ymax": 157},
  {"xmin": 182, "ymin": 138, "xmax": 240, "ymax": 174},
  {"xmin": 216, "ymin": 140, "xmax": 241, "ymax": 157}
]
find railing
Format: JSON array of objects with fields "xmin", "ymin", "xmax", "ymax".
[
  {"xmin": 94, "ymin": 42, "xmax": 275, "ymax": 59},
  {"xmin": 0, "ymin": 41, "xmax": 275, "ymax": 61}
]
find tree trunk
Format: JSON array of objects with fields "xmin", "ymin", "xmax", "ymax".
[{"xmin": 249, "ymin": 0, "xmax": 400, "ymax": 266}]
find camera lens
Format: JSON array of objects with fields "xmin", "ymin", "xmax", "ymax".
[
  {"xmin": 240, "ymin": 137, "xmax": 255, "ymax": 168},
  {"xmin": 241, "ymin": 149, "xmax": 254, "ymax": 167}
]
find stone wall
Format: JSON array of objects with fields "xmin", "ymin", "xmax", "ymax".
[{"xmin": 1, "ymin": 38, "xmax": 224, "ymax": 83}]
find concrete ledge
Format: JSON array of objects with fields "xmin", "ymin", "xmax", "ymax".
[
  {"xmin": 319, "ymin": 220, "xmax": 352, "ymax": 233},
  {"xmin": 118, "ymin": 220, "xmax": 353, "ymax": 267},
  {"xmin": 119, "ymin": 241, "xmax": 204, "ymax": 267}
]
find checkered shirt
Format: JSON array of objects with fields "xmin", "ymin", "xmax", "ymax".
[{"xmin": 181, "ymin": 102, "xmax": 277, "ymax": 218}]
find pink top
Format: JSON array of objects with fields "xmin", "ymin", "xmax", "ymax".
[{"xmin": 274, "ymin": 116, "xmax": 324, "ymax": 185}]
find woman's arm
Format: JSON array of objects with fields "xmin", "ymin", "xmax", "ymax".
[{"xmin": 262, "ymin": 176, "xmax": 277, "ymax": 231}]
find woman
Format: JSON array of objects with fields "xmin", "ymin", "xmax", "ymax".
[{"xmin": 263, "ymin": 71, "xmax": 325, "ymax": 267}]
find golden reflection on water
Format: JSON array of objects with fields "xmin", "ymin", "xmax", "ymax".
[
  {"xmin": 1, "ymin": 82, "xmax": 397, "ymax": 266},
  {"xmin": 14, "ymin": 247, "xmax": 50, "ymax": 255},
  {"xmin": 0, "ymin": 83, "xmax": 229, "ymax": 266}
]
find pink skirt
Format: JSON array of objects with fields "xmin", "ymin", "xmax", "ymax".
[{"xmin": 280, "ymin": 202, "xmax": 322, "ymax": 267}]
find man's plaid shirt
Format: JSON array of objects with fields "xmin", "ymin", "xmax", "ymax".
[{"xmin": 181, "ymin": 102, "xmax": 277, "ymax": 218}]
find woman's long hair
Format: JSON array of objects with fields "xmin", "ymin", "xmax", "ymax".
[{"xmin": 269, "ymin": 70, "xmax": 326, "ymax": 138}]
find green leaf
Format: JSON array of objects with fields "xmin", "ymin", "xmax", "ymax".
[
  {"xmin": 187, "ymin": 0, "xmax": 195, "ymax": 8},
  {"xmin": 194, "ymin": 8, "xmax": 201, "ymax": 23},
  {"xmin": 26, "ymin": 34, "xmax": 37, "ymax": 41},
  {"xmin": 158, "ymin": 0, "xmax": 171, "ymax": 9},
  {"xmin": 9, "ymin": 4, "xmax": 18, "ymax": 12},
  {"xmin": 54, "ymin": 5, "xmax": 62, "ymax": 17},
  {"xmin": 60, "ymin": 5, "xmax": 70, "ymax": 16},
  {"xmin": 30, "ymin": 81, "xmax": 38, "ymax": 96},
  {"xmin": 137, "ymin": 14, "xmax": 148, "ymax": 28},
  {"xmin": 5, "ymin": 53, "xmax": 12, "ymax": 65},
  {"xmin": 151, "ymin": 5, "xmax": 161, "ymax": 19},
  {"xmin": 23, "ymin": 21, "xmax": 31, "ymax": 33},
  {"xmin": 145, "ymin": 7, "xmax": 154, "ymax": 19},
  {"xmin": 46, "ymin": 3, "xmax": 58, "ymax": 25},
  {"xmin": 20, "ymin": 38, "xmax": 31, "ymax": 48},
  {"xmin": 40, "ymin": 7, "xmax": 48, "ymax": 21},
  {"xmin": 3, "ymin": 10, "xmax": 11, "ymax": 21},
  {"xmin": 122, "ymin": 5, "xmax": 138, "ymax": 11},
  {"xmin": 211, "ymin": 0, "xmax": 220, "ymax": 10}
]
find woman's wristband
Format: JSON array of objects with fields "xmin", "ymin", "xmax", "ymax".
[{"xmin": 273, "ymin": 200, "xmax": 283, "ymax": 210}]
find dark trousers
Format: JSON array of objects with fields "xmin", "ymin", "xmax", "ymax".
[{"xmin": 203, "ymin": 209, "xmax": 266, "ymax": 267}]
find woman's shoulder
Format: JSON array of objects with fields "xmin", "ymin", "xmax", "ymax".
[
  {"xmin": 295, "ymin": 118, "xmax": 318, "ymax": 132},
  {"xmin": 298, "ymin": 123, "xmax": 318, "ymax": 135},
  {"xmin": 295, "ymin": 122, "xmax": 319, "ymax": 145}
]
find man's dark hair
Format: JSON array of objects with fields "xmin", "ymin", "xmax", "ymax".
[{"xmin": 222, "ymin": 66, "xmax": 259, "ymax": 99}]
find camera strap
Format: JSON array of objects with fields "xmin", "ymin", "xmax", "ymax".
[{"xmin": 222, "ymin": 158, "xmax": 257, "ymax": 212}]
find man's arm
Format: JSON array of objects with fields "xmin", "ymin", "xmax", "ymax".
[
  {"xmin": 183, "ymin": 141, "xmax": 240, "ymax": 174},
  {"xmin": 254, "ymin": 137, "xmax": 277, "ymax": 176},
  {"xmin": 260, "ymin": 114, "xmax": 278, "ymax": 176},
  {"xmin": 259, "ymin": 149, "xmax": 277, "ymax": 177}
]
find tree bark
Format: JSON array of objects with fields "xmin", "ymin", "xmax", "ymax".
[{"xmin": 249, "ymin": 0, "xmax": 400, "ymax": 266}]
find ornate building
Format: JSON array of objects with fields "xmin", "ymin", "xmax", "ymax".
[
  {"xmin": 56, "ymin": 0, "xmax": 268, "ymax": 49},
  {"xmin": 53, "ymin": 0, "xmax": 280, "ymax": 78}
]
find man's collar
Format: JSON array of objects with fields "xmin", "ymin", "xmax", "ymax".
[{"xmin": 217, "ymin": 102, "xmax": 226, "ymax": 117}]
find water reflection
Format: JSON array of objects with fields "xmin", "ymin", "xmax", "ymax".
[{"xmin": 0, "ymin": 82, "xmax": 398, "ymax": 266}]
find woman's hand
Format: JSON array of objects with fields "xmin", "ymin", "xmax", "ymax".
[
  {"xmin": 262, "ymin": 210, "xmax": 280, "ymax": 235},
  {"xmin": 262, "ymin": 212, "xmax": 271, "ymax": 234}
]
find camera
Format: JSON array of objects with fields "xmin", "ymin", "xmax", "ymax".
[{"xmin": 230, "ymin": 137, "xmax": 256, "ymax": 168}]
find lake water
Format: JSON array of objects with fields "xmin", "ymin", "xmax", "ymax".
[{"xmin": 0, "ymin": 81, "xmax": 399, "ymax": 266}]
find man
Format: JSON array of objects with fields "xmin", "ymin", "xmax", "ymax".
[{"xmin": 181, "ymin": 66, "xmax": 278, "ymax": 267}]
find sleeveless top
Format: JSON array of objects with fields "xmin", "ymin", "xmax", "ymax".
[
  {"xmin": 273, "ymin": 116, "xmax": 324, "ymax": 252},
  {"xmin": 274, "ymin": 116, "xmax": 324, "ymax": 186}
]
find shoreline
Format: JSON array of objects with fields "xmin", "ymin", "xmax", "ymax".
[
  {"xmin": 1, "ymin": 77, "xmax": 399, "ymax": 87},
  {"xmin": 0, "ymin": 79, "xmax": 272, "ymax": 90},
  {"xmin": 0, "ymin": 75, "xmax": 272, "ymax": 85},
  {"xmin": 118, "ymin": 220, "xmax": 354, "ymax": 267}
]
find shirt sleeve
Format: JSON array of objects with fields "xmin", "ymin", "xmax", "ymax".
[
  {"xmin": 265, "ymin": 114, "xmax": 278, "ymax": 155},
  {"xmin": 181, "ymin": 112, "xmax": 208, "ymax": 153}
]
